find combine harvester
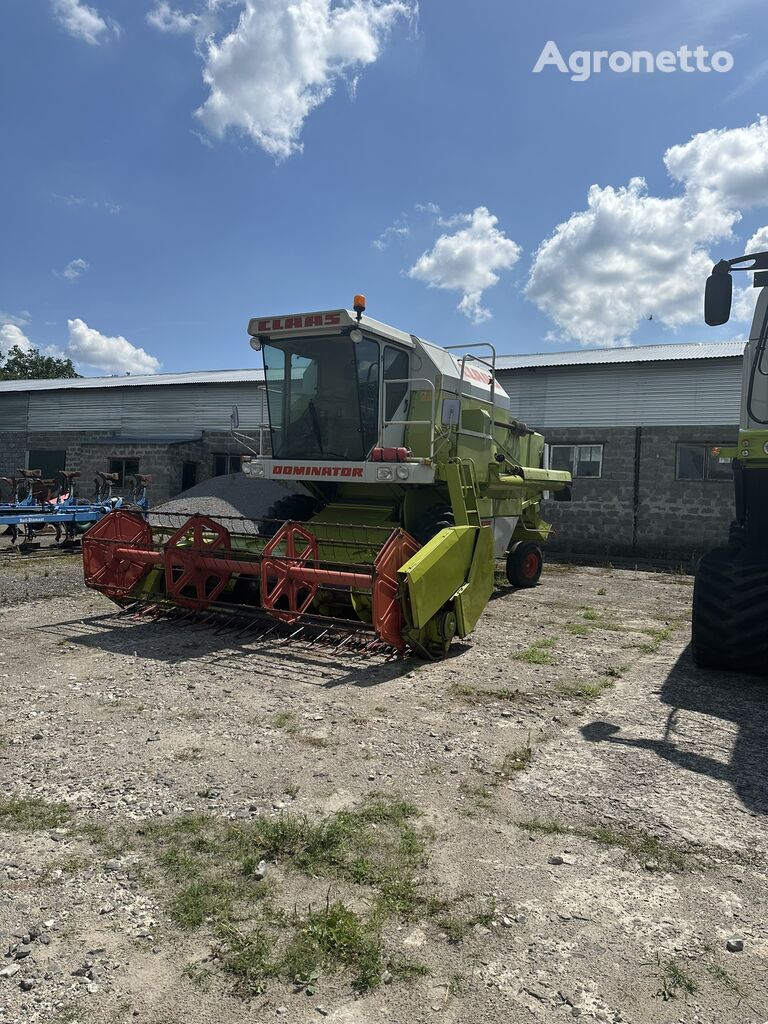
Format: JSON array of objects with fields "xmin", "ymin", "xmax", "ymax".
[
  {"xmin": 693, "ymin": 251, "xmax": 768, "ymax": 673},
  {"xmin": 83, "ymin": 299, "xmax": 571, "ymax": 656},
  {"xmin": 1, "ymin": 471, "xmax": 150, "ymax": 552}
]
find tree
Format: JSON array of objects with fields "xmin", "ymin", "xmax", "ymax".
[{"xmin": 0, "ymin": 345, "xmax": 79, "ymax": 381}]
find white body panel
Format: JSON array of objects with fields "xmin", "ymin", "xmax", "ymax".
[
  {"xmin": 243, "ymin": 458, "xmax": 436, "ymax": 485},
  {"xmin": 741, "ymin": 287, "xmax": 768, "ymax": 430}
]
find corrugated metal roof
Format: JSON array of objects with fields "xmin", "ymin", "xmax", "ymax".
[
  {"xmin": 496, "ymin": 341, "xmax": 745, "ymax": 370},
  {"xmin": 0, "ymin": 368, "xmax": 266, "ymax": 394}
]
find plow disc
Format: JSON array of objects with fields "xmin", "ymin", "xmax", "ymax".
[{"xmin": 82, "ymin": 509, "xmax": 422, "ymax": 652}]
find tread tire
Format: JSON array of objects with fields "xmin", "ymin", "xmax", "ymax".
[
  {"xmin": 692, "ymin": 546, "xmax": 768, "ymax": 675},
  {"xmin": 506, "ymin": 542, "xmax": 543, "ymax": 588}
]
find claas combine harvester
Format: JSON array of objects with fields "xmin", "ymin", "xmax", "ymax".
[
  {"xmin": 693, "ymin": 251, "xmax": 768, "ymax": 674},
  {"xmin": 82, "ymin": 298, "xmax": 571, "ymax": 657}
]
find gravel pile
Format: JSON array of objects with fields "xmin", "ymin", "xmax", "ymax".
[{"xmin": 151, "ymin": 472, "xmax": 303, "ymax": 534}]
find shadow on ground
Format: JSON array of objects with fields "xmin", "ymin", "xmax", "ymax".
[
  {"xmin": 582, "ymin": 645, "xmax": 768, "ymax": 814},
  {"xmin": 34, "ymin": 609, "xmax": 429, "ymax": 689}
]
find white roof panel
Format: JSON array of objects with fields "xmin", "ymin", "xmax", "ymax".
[
  {"xmin": 496, "ymin": 341, "xmax": 745, "ymax": 369},
  {"xmin": 0, "ymin": 368, "xmax": 266, "ymax": 394}
]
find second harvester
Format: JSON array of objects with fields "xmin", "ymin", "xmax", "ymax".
[{"xmin": 83, "ymin": 298, "xmax": 571, "ymax": 656}]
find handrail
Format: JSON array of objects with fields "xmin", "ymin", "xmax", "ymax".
[
  {"xmin": 378, "ymin": 378, "xmax": 436, "ymax": 460},
  {"xmin": 444, "ymin": 342, "xmax": 498, "ymax": 404}
]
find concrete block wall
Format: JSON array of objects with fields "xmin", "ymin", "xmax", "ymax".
[
  {"xmin": 0, "ymin": 429, "xmax": 270, "ymax": 504},
  {"xmin": 542, "ymin": 424, "xmax": 738, "ymax": 560}
]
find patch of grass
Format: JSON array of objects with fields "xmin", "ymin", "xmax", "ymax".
[
  {"xmin": 181, "ymin": 709, "xmax": 206, "ymax": 722},
  {"xmin": 297, "ymin": 733, "xmax": 330, "ymax": 749},
  {"xmin": 641, "ymin": 621, "xmax": 684, "ymax": 653},
  {"xmin": 450, "ymin": 683, "xmax": 522, "ymax": 704},
  {"xmin": 597, "ymin": 587, "xmax": 607, "ymax": 596},
  {"xmin": 496, "ymin": 741, "xmax": 533, "ymax": 779},
  {"xmin": 133, "ymin": 795, "xmax": 431, "ymax": 997},
  {"xmin": 565, "ymin": 621, "xmax": 591, "ymax": 636},
  {"xmin": 654, "ymin": 955, "xmax": 698, "ymax": 1001},
  {"xmin": 556, "ymin": 679, "xmax": 614, "ymax": 700},
  {"xmin": 271, "ymin": 711, "xmax": 295, "ymax": 730},
  {"xmin": 706, "ymin": 959, "xmax": 743, "ymax": 995},
  {"xmin": 517, "ymin": 818, "xmax": 693, "ymax": 872},
  {"xmin": 513, "ymin": 638, "xmax": 555, "ymax": 665},
  {"xmin": 582, "ymin": 607, "xmax": 600, "ymax": 621},
  {"xmin": 0, "ymin": 796, "xmax": 71, "ymax": 831}
]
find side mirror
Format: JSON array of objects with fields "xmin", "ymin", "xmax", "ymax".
[
  {"xmin": 705, "ymin": 261, "xmax": 733, "ymax": 326},
  {"xmin": 231, "ymin": 405, "xmax": 240, "ymax": 430},
  {"xmin": 553, "ymin": 484, "xmax": 573, "ymax": 503}
]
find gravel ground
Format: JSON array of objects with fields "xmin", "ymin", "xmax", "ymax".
[{"xmin": 1, "ymin": 555, "xmax": 767, "ymax": 1024}]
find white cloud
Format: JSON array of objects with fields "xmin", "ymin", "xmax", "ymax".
[
  {"xmin": 0, "ymin": 323, "xmax": 34, "ymax": 355},
  {"xmin": 746, "ymin": 225, "xmax": 768, "ymax": 253},
  {"xmin": 195, "ymin": 0, "xmax": 416, "ymax": 160},
  {"xmin": 372, "ymin": 218, "xmax": 409, "ymax": 251},
  {"xmin": 526, "ymin": 118, "xmax": 768, "ymax": 346},
  {"xmin": 67, "ymin": 319, "xmax": 161, "ymax": 374},
  {"xmin": 56, "ymin": 258, "xmax": 90, "ymax": 282},
  {"xmin": 407, "ymin": 207, "xmax": 522, "ymax": 323},
  {"xmin": 147, "ymin": 2, "xmax": 200, "ymax": 33},
  {"xmin": 665, "ymin": 116, "xmax": 768, "ymax": 210},
  {"xmin": 50, "ymin": 0, "xmax": 117, "ymax": 45}
]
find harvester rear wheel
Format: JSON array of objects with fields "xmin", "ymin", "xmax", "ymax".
[
  {"xmin": 506, "ymin": 542, "xmax": 543, "ymax": 588},
  {"xmin": 412, "ymin": 506, "xmax": 454, "ymax": 546},
  {"xmin": 261, "ymin": 494, "xmax": 323, "ymax": 538},
  {"xmin": 692, "ymin": 547, "xmax": 768, "ymax": 675}
]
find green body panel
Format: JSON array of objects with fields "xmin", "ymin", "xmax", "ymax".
[
  {"xmin": 397, "ymin": 526, "xmax": 477, "ymax": 628},
  {"xmin": 454, "ymin": 525, "xmax": 494, "ymax": 637},
  {"xmin": 733, "ymin": 429, "xmax": 768, "ymax": 468}
]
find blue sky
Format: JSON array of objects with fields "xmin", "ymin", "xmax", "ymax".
[{"xmin": 1, "ymin": 0, "xmax": 767, "ymax": 375}]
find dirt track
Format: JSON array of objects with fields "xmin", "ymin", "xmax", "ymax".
[{"xmin": 1, "ymin": 557, "xmax": 767, "ymax": 1024}]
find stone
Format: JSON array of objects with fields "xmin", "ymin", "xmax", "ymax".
[
  {"xmin": 13, "ymin": 946, "xmax": 32, "ymax": 960},
  {"xmin": 19, "ymin": 979, "xmax": 34, "ymax": 992},
  {"xmin": 501, "ymin": 916, "xmax": 514, "ymax": 928},
  {"xmin": 315, "ymin": 1007, "xmax": 329, "ymax": 1017},
  {"xmin": 382, "ymin": 969, "xmax": 393, "ymax": 984},
  {"xmin": 276, "ymin": 1008, "xmax": 287, "ymax": 1016},
  {"xmin": 0, "ymin": 965, "xmax": 20, "ymax": 979},
  {"xmin": 104, "ymin": 859, "xmax": 121, "ymax": 873},
  {"xmin": 253, "ymin": 860, "xmax": 268, "ymax": 880},
  {"xmin": 548, "ymin": 855, "xmax": 564, "ymax": 865},
  {"xmin": 726, "ymin": 937, "xmax": 744, "ymax": 953}
]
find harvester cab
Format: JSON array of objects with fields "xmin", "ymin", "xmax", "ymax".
[
  {"xmin": 83, "ymin": 299, "xmax": 571, "ymax": 657},
  {"xmin": 692, "ymin": 250, "xmax": 768, "ymax": 672}
]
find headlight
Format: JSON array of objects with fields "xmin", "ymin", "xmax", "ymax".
[
  {"xmin": 376, "ymin": 467, "xmax": 394, "ymax": 481},
  {"xmin": 742, "ymin": 449, "xmax": 751, "ymax": 458},
  {"xmin": 396, "ymin": 465, "xmax": 410, "ymax": 480},
  {"xmin": 763, "ymin": 441, "xmax": 768, "ymax": 455},
  {"xmin": 244, "ymin": 461, "xmax": 265, "ymax": 477}
]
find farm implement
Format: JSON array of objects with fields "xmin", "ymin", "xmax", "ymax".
[
  {"xmin": 83, "ymin": 298, "xmax": 571, "ymax": 657},
  {"xmin": 1, "ymin": 470, "xmax": 150, "ymax": 553}
]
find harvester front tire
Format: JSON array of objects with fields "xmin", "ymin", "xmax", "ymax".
[
  {"xmin": 692, "ymin": 547, "xmax": 768, "ymax": 675},
  {"xmin": 506, "ymin": 542, "xmax": 543, "ymax": 588},
  {"xmin": 412, "ymin": 506, "xmax": 455, "ymax": 546},
  {"xmin": 261, "ymin": 494, "xmax": 323, "ymax": 538}
]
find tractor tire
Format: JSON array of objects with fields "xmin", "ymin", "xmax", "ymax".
[
  {"xmin": 692, "ymin": 546, "xmax": 768, "ymax": 675},
  {"xmin": 412, "ymin": 506, "xmax": 455, "ymax": 546},
  {"xmin": 260, "ymin": 493, "xmax": 323, "ymax": 538},
  {"xmin": 506, "ymin": 542, "xmax": 543, "ymax": 588}
]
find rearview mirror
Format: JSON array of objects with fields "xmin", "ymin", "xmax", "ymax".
[
  {"xmin": 230, "ymin": 405, "xmax": 240, "ymax": 430},
  {"xmin": 705, "ymin": 261, "xmax": 733, "ymax": 326}
]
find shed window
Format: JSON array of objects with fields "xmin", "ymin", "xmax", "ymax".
[
  {"xmin": 27, "ymin": 449, "xmax": 66, "ymax": 480},
  {"xmin": 676, "ymin": 445, "xmax": 733, "ymax": 481},
  {"xmin": 551, "ymin": 444, "xmax": 603, "ymax": 478},
  {"xmin": 213, "ymin": 454, "xmax": 242, "ymax": 477},
  {"xmin": 109, "ymin": 458, "xmax": 139, "ymax": 487}
]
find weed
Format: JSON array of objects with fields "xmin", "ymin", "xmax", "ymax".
[
  {"xmin": 298, "ymin": 733, "xmax": 330, "ymax": 749},
  {"xmin": 641, "ymin": 619, "xmax": 685, "ymax": 653},
  {"xmin": 653, "ymin": 955, "xmax": 697, "ymax": 1001},
  {"xmin": 496, "ymin": 742, "xmax": 533, "ymax": 778},
  {"xmin": 271, "ymin": 711, "xmax": 295, "ymax": 730},
  {"xmin": 284, "ymin": 783, "xmax": 300, "ymax": 799},
  {"xmin": 450, "ymin": 683, "xmax": 522, "ymax": 704},
  {"xmin": 0, "ymin": 796, "xmax": 71, "ymax": 831},
  {"xmin": 513, "ymin": 639, "xmax": 554, "ymax": 665},
  {"xmin": 557, "ymin": 679, "xmax": 614, "ymax": 700},
  {"xmin": 565, "ymin": 622, "xmax": 590, "ymax": 636},
  {"xmin": 706, "ymin": 959, "xmax": 743, "ymax": 995},
  {"xmin": 582, "ymin": 607, "xmax": 600, "ymax": 621},
  {"xmin": 597, "ymin": 587, "xmax": 607, "ymax": 596},
  {"xmin": 517, "ymin": 818, "xmax": 693, "ymax": 872}
]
